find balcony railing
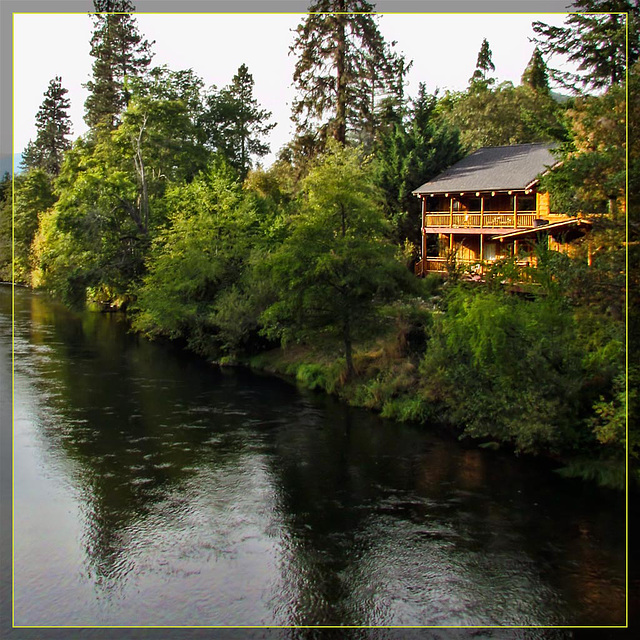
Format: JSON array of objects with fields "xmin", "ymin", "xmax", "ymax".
[
  {"xmin": 424, "ymin": 211, "xmax": 537, "ymax": 229},
  {"xmin": 415, "ymin": 256, "xmax": 538, "ymax": 276}
]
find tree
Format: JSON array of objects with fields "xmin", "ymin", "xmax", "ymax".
[
  {"xmin": 202, "ymin": 64, "xmax": 275, "ymax": 177},
  {"xmin": 374, "ymin": 83, "xmax": 463, "ymax": 245},
  {"xmin": 13, "ymin": 169, "xmax": 56, "ymax": 283},
  {"xmin": 49, "ymin": 81, "xmax": 208, "ymax": 304},
  {"xmin": 532, "ymin": 0, "xmax": 639, "ymax": 92},
  {"xmin": 84, "ymin": 0, "xmax": 154, "ymax": 129},
  {"xmin": 21, "ymin": 76, "xmax": 72, "ymax": 176},
  {"xmin": 437, "ymin": 81, "xmax": 565, "ymax": 151},
  {"xmin": 260, "ymin": 143, "xmax": 410, "ymax": 376},
  {"xmin": 469, "ymin": 38, "xmax": 495, "ymax": 89},
  {"xmin": 290, "ymin": 0, "xmax": 407, "ymax": 145},
  {"xmin": 132, "ymin": 160, "xmax": 259, "ymax": 354},
  {"xmin": 521, "ymin": 47, "xmax": 550, "ymax": 93},
  {"xmin": 0, "ymin": 173, "xmax": 12, "ymax": 281}
]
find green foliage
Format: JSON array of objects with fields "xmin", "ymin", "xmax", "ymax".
[
  {"xmin": 437, "ymin": 81, "xmax": 566, "ymax": 151},
  {"xmin": 21, "ymin": 77, "xmax": 72, "ymax": 176},
  {"xmin": 540, "ymin": 83, "xmax": 626, "ymax": 214},
  {"xmin": 13, "ymin": 169, "xmax": 56, "ymax": 283},
  {"xmin": 556, "ymin": 457, "xmax": 626, "ymax": 490},
  {"xmin": 533, "ymin": 0, "xmax": 638, "ymax": 91},
  {"xmin": 420, "ymin": 286, "xmax": 586, "ymax": 454},
  {"xmin": 260, "ymin": 142, "xmax": 411, "ymax": 374},
  {"xmin": 201, "ymin": 64, "xmax": 275, "ymax": 177},
  {"xmin": 45, "ymin": 83, "xmax": 210, "ymax": 302},
  {"xmin": 0, "ymin": 173, "xmax": 12, "ymax": 281},
  {"xmin": 521, "ymin": 48, "xmax": 550, "ymax": 93},
  {"xmin": 31, "ymin": 207, "xmax": 91, "ymax": 305},
  {"xmin": 290, "ymin": 0, "xmax": 408, "ymax": 145},
  {"xmin": 132, "ymin": 161, "xmax": 258, "ymax": 355},
  {"xmin": 374, "ymin": 84, "xmax": 463, "ymax": 244},
  {"xmin": 85, "ymin": 0, "xmax": 154, "ymax": 128},
  {"xmin": 469, "ymin": 38, "xmax": 496, "ymax": 89}
]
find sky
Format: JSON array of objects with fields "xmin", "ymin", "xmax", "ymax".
[{"xmin": 13, "ymin": 11, "xmax": 574, "ymax": 166}]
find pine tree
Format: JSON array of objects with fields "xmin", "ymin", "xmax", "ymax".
[
  {"xmin": 290, "ymin": 0, "xmax": 408, "ymax": 145},
  {"xmin": 521, "ymin": 47, "xmax": 550, "ymax": 93},
  {"xmin": 84, "ymin": 0, "xmax": 153, "ymax": 128},
  {"xmin": 532, "ymin": 0, "xmax": 639, "ymax": 91},
  {"xmin": 22, "ymin": 76, "xmax": 72, "ymax": 176},
  {"xmin": 374, "ymin": 84, "xmax": 463, "ymax": 244},
  {"xmin": 469, "ymin": 38, "xmax": 495, "ymax": 89},
  {"xmin": 202, "ymin": 64, "xmax": 275, "ymax": 177}
]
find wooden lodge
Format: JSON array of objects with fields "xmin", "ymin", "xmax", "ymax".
[{"xmin": 412, "ymin": 143, "xmax": 592, "ymax": 275}]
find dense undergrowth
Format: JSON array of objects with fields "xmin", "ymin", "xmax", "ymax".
[{"xmin": 239, "ymin": 270, "xmax": 629, "ymax": 491}]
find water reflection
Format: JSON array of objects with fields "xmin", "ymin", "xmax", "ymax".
[{"xmin": 6, "ymin": 286, "xmax": 625, "ymax": 627}]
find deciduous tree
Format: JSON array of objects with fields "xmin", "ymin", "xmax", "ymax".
[{"xmin": 261, "ymin": 143, "xmax": 410, "ymax": 376}]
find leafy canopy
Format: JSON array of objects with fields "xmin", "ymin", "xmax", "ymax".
[{"xmin": 261, "ymin": 142, "xmax": 410, "ymax": 374}]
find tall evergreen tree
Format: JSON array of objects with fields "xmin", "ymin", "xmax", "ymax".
[
  {"xmin": 532, "ymin": 0, "xmax": 639, "ymax": 91},
  {"xmin": 290, "ymin": 0, "xmax": 408, "ymax": 145},
  {"xmin": 21, "ymin": 77, "xmax": 72, "ymax": 176},
  {"xmin": 521, "ymin": 47, "xmax": 550, "ymax": 93},
  {"xmin": 202, "ymin": 64, "xmax": 275, "ymax": 177},
  {"xmin": 469, "ymin": 38, "xmax": 495, "ymax": 89},
  {"xmin": 375, "ymin": 84, "xmax": 463, "ymax": 245},
  {"xmin": 84, "ymin": 0, "xmax": 154, "ymax": 129}
]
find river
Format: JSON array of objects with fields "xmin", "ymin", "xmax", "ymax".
[{"xmin": 3, "ymin": 285, "xmax": 626, "ymax": 630}]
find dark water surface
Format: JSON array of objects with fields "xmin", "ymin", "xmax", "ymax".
[{"xmin": 4, "ymin": 286, "xmax": 625, "ymax": 628}]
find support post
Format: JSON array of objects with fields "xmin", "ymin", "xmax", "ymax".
[
  {"xmin": 513, "ymin": 193, "xmax": 518, "ymax": 228},
  {"xmin": 449, "ymin": 197, "xmax": 453, "ymax": 227},
  {"xmin": 480, "ymin": 195, "xmax": 484, "ymax": 229},
  {"xmin": 421, "ymin": 197, "xmax": 427, "ymax": 274}
]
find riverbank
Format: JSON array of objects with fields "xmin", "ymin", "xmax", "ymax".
[
  {"xmin": 218, "ymin": 331, "xmax": 628, "ymax": 492},
  {"xmin": 7, "ymin": 283, "xmax": 626, "ymax": 626},
  {"xmin": 9, "ymin": 281, "xmax": 629, "ymax": 490}
]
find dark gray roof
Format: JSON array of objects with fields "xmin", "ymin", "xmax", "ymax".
[{"xmin": 412, "ymin": 143, "xmax": 558, "ymax": 195}]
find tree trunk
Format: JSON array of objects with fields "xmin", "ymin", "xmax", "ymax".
[
  {"xmin": 335, "ymin": 2, "xmax": 347, "ymax": 145},
  {"xmin": 342, "ymin": 307, "xmax": 354, "ymax": 378}
]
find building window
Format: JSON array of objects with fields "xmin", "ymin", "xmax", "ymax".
[
  {"xmin": 519, "ymin": 196, "xmax": 535, "ymax": 212},
  {"xmin": 468, "ymin": 198, "xmax": 481, "ymax": 212}
]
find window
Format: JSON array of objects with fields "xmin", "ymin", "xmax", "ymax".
[{"xmin": 519, "ymin": 196, "xmax": 535, "ymax": 212}]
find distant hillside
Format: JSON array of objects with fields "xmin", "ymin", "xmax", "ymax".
[
  {"xmin": 0, "ymin": 153, "xmax": 24, "ymax": 177},
  {"xmin": 551, "ymin": 91, "xmax": 573, "ymax": 104}
]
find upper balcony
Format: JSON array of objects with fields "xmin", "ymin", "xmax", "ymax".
[{"xmin": 424, "ymin": 211, "xmax": 569, "ymax": 230}]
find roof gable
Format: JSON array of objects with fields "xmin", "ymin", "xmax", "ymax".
[{"xmin": 412, "ymin": 143, "xmax": 558, "ymax": 195}]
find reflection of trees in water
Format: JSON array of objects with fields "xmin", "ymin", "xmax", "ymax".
[
  {"xmin": 262, "ymin": 399, "xmax": 437, "ymax": 625},
  {"xmin": 262, "ymin": 393, "xmax": 625, "ymax": 626},
  {"xmin": 19, "ymin": 291, "xmax": 259, "ymax": 593},
  {"xmin": 11, "ymin": 289, "xmax": 626, "ymax": 625}
]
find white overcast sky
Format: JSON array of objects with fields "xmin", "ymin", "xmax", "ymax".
[{"xmin": 13, "ymin": 12, "xmax": 574, "ymax": 166}]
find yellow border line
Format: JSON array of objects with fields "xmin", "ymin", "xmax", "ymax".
[
  {"xmin": 625, "ymin": 8, "xmax": 630, "ymax": 631},
  {"xmin": 11, "ymin": 9, "xmax": 15, "ymax": 632},
  {"xmin": 10, "ymin": 8, "xmax": 630, "ymax": 632}
]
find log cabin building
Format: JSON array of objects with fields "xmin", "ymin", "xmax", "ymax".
[{"xmin": 412, "ymin": 143, "xmax": 592, "ymax": 275}]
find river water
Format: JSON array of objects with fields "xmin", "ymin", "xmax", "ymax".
[{"xmin": 3, "ymin": 285, "xmax": 626, "ymax": 629}]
